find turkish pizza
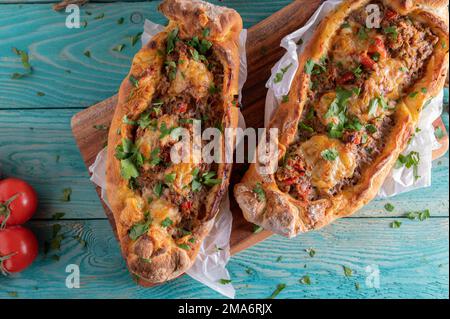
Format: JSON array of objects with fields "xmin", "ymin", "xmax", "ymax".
[
  {"xmin": 235, "ymin": 0, "xmax": 449, "ymax": 237},
  {"xmin": 106, "ymin": 0, "xmax": 242, "ymax": 284}
]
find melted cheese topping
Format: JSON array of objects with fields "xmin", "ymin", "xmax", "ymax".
[
  {"xmin": 299, "ymin": 135, "xmax": 357, "ymax": 190},
  {"xmin": 138, "ymin": 114, "xmax": 179, "ymax": 158},
  {"xmin": 119, "ymin": 197, "xmax": 146, "ymax": 227},
  {"xmin": 348, "ymin": 59, "xmax": 407, "ymax": 122},
  {"xmin": 165, "ymin": 163, "xmax": 196, "ymax": 196},
  {"xmin": 148, "ymin": 198, "xmax": 180, "ymax": 224},
  {"xmin": 169, "ymin": 51, "xmax": 213, "ymax": 100}
]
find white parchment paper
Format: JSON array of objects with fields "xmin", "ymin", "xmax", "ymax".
[
  {"xmin": 89, "ymin": 20, "xmax": 248, "ymax": 299},
  {"xmin": 265, "ymin": 0, "xmax": 444, "ymax": 198}
]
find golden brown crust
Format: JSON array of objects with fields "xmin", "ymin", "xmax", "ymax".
[
  {"xmin": 106, "ymin": 0, "xmax": 242, "ymax": 284},
  {"xmin": 235, "ymin": 0, "xmax": 449, "ymax": 238}
]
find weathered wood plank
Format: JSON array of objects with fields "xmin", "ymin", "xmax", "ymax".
[
  {"xmin": 0, "ymin": 109, "xmax": 448, "ymax": 219},
  {"xmin": 0, "ymin": 218, "xmax": 447, "ymax": 299}
]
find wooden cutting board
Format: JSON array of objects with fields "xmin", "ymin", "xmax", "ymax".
[{"xmin": 71, "ymin": 0, "xmax": 449, "ymax": 256}]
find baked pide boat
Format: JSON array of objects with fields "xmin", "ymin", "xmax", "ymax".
[
  {"xmin": 235, "ymin": 0, "xmax": 449, "ymax": 237},
  {"xmin": 106, "ymin": 0, "xmax": 242, "ymax": 284}
]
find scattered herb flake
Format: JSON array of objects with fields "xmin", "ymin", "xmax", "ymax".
[
  {"xmin": 343, "ymin": 266, "xmax": 353, "ymax": 277},
  {"xmin": 321, "ymin": 148, "xmax": 339, "ymax": 161},
  {"xmin": 117, "ymin": 17, "xmax": 125, "ymax": 25},
  {"xmin": 94, "ymin": 13, "xmax": 105, "ymax": 20},
  {"xmin": 253, "ymin": 182, "xmax": 266, "ymax": 201},
  {"xmin": 384, "ymin": 203, "xmax": 395, "ymax": 212},
  {"xmin": 269, "ymin": 283, "xmax": 286, "ymax": 299},
  {"xmin": 61, "ymin": 188, "xmax": 72, "ymax": 202},
  {"xmin": 306, "ymin": 248, "xmax": 316, "ymax": 258},
  {"xmin": 112, "ymin": 44, "xmax": 125, "ymax": 52},
  {"xmin": 299, "ymin": 276, "xmax": 311, "ymax": 285},
  {"xmin": 390, "ymin": 220, "xmax": 402, "ymax": 228},
  {"xmin": 83, "ymin": 50, "xmax": 91, "ymax": 58},
  {"xmin": 274, "ymin": 63, "xmax": 293, "ymax": 83},
  {"xmin": 219, "ymin": 278, "xmax": 232, "ymax": 285},
  {"xmin": 253, "ymin": 224, "xmax": 263, "ymax": 234}
]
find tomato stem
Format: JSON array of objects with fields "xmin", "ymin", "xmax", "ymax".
[
  {"xmin": 0, "ymin": 193, "xmax": 20, "ymax": 228},
  {"xmin": 0, "ymin": 252, "xmax": 17, "ymax": 276}
]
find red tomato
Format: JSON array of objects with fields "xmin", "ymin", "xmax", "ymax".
[
  {"xmin": 180, "ymin": 201, "xmax": 192, "ymax": 211},
  {"xmin": 368, "ymin": 37, "xmax": 387, "ymax": 59},
  {"xmin": 359, "ymin": 53, "xmax": 376, "ymax": 69},
  {"xmin": 385, "ymin": 9, "xmax": 399, "ymax": 21},
  {"xmin": 337, "ymin": 71, "xmax": 355, "ymax": 85},
  {"xmin": 0, "ymin": 178, "xmax": 38, "ymax": 227},
  {"xmin": 178, "ymin": 102, "xmax": 188, "ymax": 113},
  {"xmin": 283, "ymin": 177, "xmax": 297, "ymax": 186},
  {"xmin": 0, "ymin": 226, "xmax": 38, "ymax": 274}
]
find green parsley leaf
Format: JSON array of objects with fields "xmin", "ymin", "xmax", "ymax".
[
  {"xmin": 395, "ymin": 151, "xmax": 420, "ymax": 180},
  {"xmin": 166, "ymin": 28, "xmax": 179, "ymax": 54},
  {"xmin": 366, "ymin": 124, "xmax": 377, "ymax": 134},
  {"xmin": 61, "ymin": 188, "xmax": 72, "ymax": 202},
  {"xmin": 253, "ymin": 224, "xmax": 263, "ymax": 234},
  {"xmin": 117, "ymin": 17, "xmax": 124, "ymax": 25},
  {"xmin": 120, "ymin": 158, "xmax": 139, "ymax": 180},
  {"xmin": 299, "ymin": 122, "xmax": 314, "ymax": 132},
  {"xmin": 164, "ymin": 172, "xmax": 176, "ymax": 184},
  {"xmin": 219, "ymin": 278, "xmax": 232, "ymax": 285},
  {"xmin": 129, "ymin": 217, "xmax": 152, "ymax": 241},
  {"xmin": 202, "ymin": 28, "xmax": 210, "ymax": 38},
  {"xmin": 269, "ymin": 283, "xmax": 286, "ymax": 299},
  {"xmin": 299, "ymin": 276, "xmax": 311, "ymax": 285},
  {"xmin": 129, "ymin": 75, "xmax": 139, "ymax": 88},
  {"xmin": 343, "ymin": 266, "xmax": 353, "ymax": 277},
  {"xmin": 154, "ymin": 182, "xmax": 163, "ymax": 198},
  {"xmin": 253, "ymin": 182, "xmax": 266, "ymax": 201},
  {"xmin": 112, "ymin": 44, "xmax": 125, "ymax": 52},
  {"xmin": 161, "ymin": 217, "xmax": 173, "ymax": 228},
  {"xmin": 94, "ymin": 13, "xmax": 105, "ymax": 20},
  {"xmin": 384, "ymin": 26, "xmax": 398, "ymax": 40},
  {"xmin": 306, "ymin": 248, "xmax": 316, "ymax": 257},
  {"xmin": 321, "ymin": 148, "xmax": 339, "ymax": 161},
  {"xmin": 129, "ymin": 32, "xmax": 143, "ymax": 47},
  {"xmin": 274, "ymin": 63, "xmax": 293, "ymax": 83},
  {"xmin": 357, "ymin": 27, "xmax": 368, "ymax": 40},
  {"xmin": 84, "ymin": 50, "xmax": 91, "ymax": 58},
  {"xmin": 390, "ymin": 220, "xmax": 402, "ymax": 228},
  {"xmin": 384, "ymin": 203, "xmax": 395, "ymax": 212},
  {"xmin": 178, "ymin": 243, "xmax": 190, "ymax": 250}
]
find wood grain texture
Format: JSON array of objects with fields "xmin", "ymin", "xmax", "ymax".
[
  {"xmin": 0, "ymin": 1, "xmax": 294, "ymax": 109},
  {"xmin": 0, "ymin": 218, "xmax": 447, "ymax": 299},
  {"xmin": 0, "ymin": 0, "xmax": 448, "ymax": 299}
]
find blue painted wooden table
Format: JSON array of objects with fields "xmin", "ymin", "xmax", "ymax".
[{"xmin": 0, "ymin": 1, "xmax": 448, "ymax": 299}]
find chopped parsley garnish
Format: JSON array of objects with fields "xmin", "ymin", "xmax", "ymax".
[
  {"xmin": 94, "ymin": 13, "xmax": 105, "ymax": 20},
  {"xmin": 12, "ymin": 47, "xmax": 32, "ymax": 79},
  {"xmin": 390, "ymin": 220, "xmax": 402, "ymax": 228},
  {"xmin": 61, "ymin": 188, "xmax": 72, "ymax": 202},
  {"xmin": 341, "ymin": 21, "xmax": 351, "ymax": 28},
  {"xmin": 154, "ymin": 182, "xmax": 163, "ymax": 198},
  {"xmin": 282, "ymin": 95, "xmax": 289, "ymax": 103},
  {"xmin": 159, "ymin": 122, "xmax": 175, "ymax": 139},
  {"xmin": 209, "ymin": 84, "xmax": 219, "ymax": 94},
  {"xmin": 191, "ymin": 169, "xmax": 221, "ymax": 192},
  {"xmin": 269, "ymin": 283, "xmax": 286, "ymax": 299},
  {"xmin": 306, "ymin": 248, "xmax": 316, "ymax": 257},
  {"xmin": 405, "ymin": 209, "xmax": 430, "ymax": 221},
  {"xmin": 93, "ymin": 124, "xmax": 108, "ymax": 130},
  {"xmin": 383, "ymin": 26, "xmax": 398, "ymax": 40},
  {"xmin": 219, "ymin": 278, "xmax": 232, "ymax": 285},
  {"xmin": 409, "ymin": 91, "xmax": 419, "ymax": 98},
  {"xmin": 299, "ymin": 122, "xmax": 314, "ymax": 132},
  {"xmin": 112, "ymin": 44, "xmax": 125, "ymax": 52},
  {"xmin": 321, "ymin": 148, "xmax": 339, "ymax": 161},
  {"xmin": 114, "ymin": 138, "xmax": 143, "ymax": 180},
  {"xmin": 384, "ymin": 203, "xmax": 395, "ymax": 212},
  {"xmin": 274, "ymin": 63, "xmax": 293, "ymax": 83},
  {"xmin": 117, "ymin": 17, "xmax": 124, "ymax": 25},
  {"xmin": 161, "ymin": 217, "xmax": 173, "ymax": 228},
  {"xmin": 325, "ymin": 87, "xmax": 353, "ymax": 138},
  {"xmin": 395, "ymin": 151, "xmax": 420, "ymax": 180},
  {"xmin": 129, "ymin": 75, "xmax": 139, "ymax": 88},
  {"xmin": 128, "ymin": 32, "xmax": 143, "ymax": 47},
  {"xmin": 165, "ymin": 60, "xmax": 177, "ymax": 81},
  {"xmin": 299, "ymin": 276, "xmax": 311, "ymax": 285},
  {"xmin": 253, "ymin": 182, "xmax": 266, "ymax": 201},
  {"xmin": 149, "ymin": 148, "xmax": 161, "ymax": 166},
  {"xmin": 178, "ymin": 243, "xmax": 190, "ymax": 250},
  {"xmin": 366, "ymin": 124, "xmax": 377, "ymax": 134},
  {"xmin": 353, "ymin": 65, "xmax": 363, "ymax": 78},
  {"xmin": 83, "ymin": 50, "xmax": 91, "ymax": 58},
  {"xmin": 202, "ymin": 27, "xmax": 210, "ymax": 38},
  {"xmin": 129, "ymin": 215, "xmax": 152, "ymax": 241},
  {"xmin": 357, "ymin": 27, "xmax": 368, "ymax": 40},
  {"xmin": 166, "ymin": 28, "xmax": 179, "ymax": 54},
  {"xmin": 164, "ymin": 172, "xmax": 176, "ymax": 184},
  {"xmin": 343, "ymin": 266, "xmax": 353, "ymax": 277},
  {"xmin": 253, "ymin": 224, "xmax": 263, "ymax": 234}
]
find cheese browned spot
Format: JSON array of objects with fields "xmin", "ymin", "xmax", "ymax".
[
  {"xmin": 299, "ymin": 135, "xmax": 356, "ymax": 191},
  {"xmin": 169, "ymin": 50, "xmax": 213, "ymax": 100}
]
